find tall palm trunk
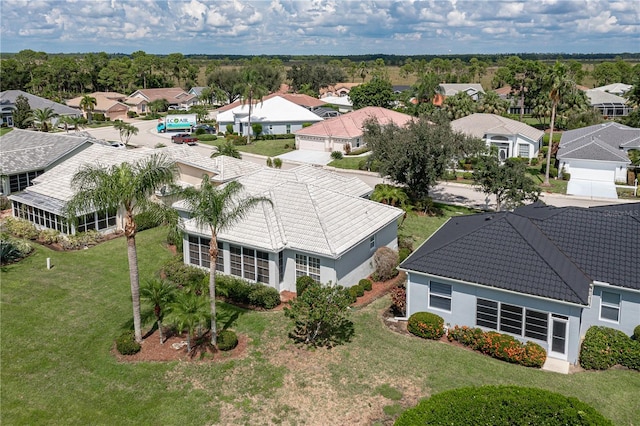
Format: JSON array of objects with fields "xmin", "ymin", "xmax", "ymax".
[
  {"xmin": 208, "ymin": 235, "xmax": 218, "ymax": 347},
  {"xmin": 125, "ymin": 213, "xmax": 142, "ymax": 343},
  {"xmin": 544, "ymin": 103, "xmax": 557, "ymax": 186}
]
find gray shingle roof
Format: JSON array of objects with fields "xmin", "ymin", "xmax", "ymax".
[
  {"xmin": 400, "ymin": 202, "xmax": 640, "ymax": 304},
  {"xmin": 0, "ymin": 129, "xmax": 95, "ymax": 175},
  {"xmin": 558, "ymin": 123, "xmax": 640, "ymax": 162},
  {"xmin": 0, "ymin": 90, "xmax": 81, "ymax": 116}
]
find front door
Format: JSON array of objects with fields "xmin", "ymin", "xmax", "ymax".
[{"xmin": 549, "ymin": 316, "xmax": 568, "ymax": 360}]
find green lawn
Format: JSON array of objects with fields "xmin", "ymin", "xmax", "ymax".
[
  {"xmin": 2, "ymin": 227, "xmax": 639, "ymax": 424},
  {"xmin": 0, "ymin": 127, "xmax": 13, "ymax": 136},
  {"xmin": 327, "ymin": 156, "xmax": 367, "ymax": 170},
  {"xmin": 400, "ymin": 203, "xmax": 479, "ymax": 247},
  {"xmin": 198, "ymin": 137, "xmax": 296, "ymax": 158}
]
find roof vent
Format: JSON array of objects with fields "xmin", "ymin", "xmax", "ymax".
[{"xmin": 485, "ymin": 215, "xmax": 494, "ymax": 221}]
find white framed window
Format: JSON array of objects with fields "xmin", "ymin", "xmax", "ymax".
[
  {"xmin": 369, "ymin": 235, "xmax": 376, "ymax": 251},
  {"xmin": 476, "ymin": 298, "xmax": 550, "ymax": 343},
  {"xmin": 518, "ymin": 144, "xmax": 529, "ymax": 158},
  {"xmin": 500, "ymin": 303, "xmax": 523, "ymax": 335},
  {"xmin": 600, "ymin": 291, "xmax": 620, "ymax": 322},
  {"xmin": 295, "ymin": 254, "xmax": 320, "ymax": 282},
  {"xmin": 229, "ymin": 245, "xmax": 270, "ymax": 283},
  {"xmin": 429, "ymin": 281, "xmax": 452, "ymax": 312},
  {"xmin": 286, "ymin": 124, "xmax": 291, "ymax": 134}
]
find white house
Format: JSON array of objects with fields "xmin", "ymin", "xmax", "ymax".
[
  {"xmin": 178, "ymin": 166, "xmax": 404, "ymax": 293},
  {"xmin": 557, "ymin": 122, "xmax": 640, "ymax": 199},
  {"xmin": 450, "ymin": 113, "xmax": 544, "ymax": 160},
  {"xmin": 438, "ymin": 84, "xmax": 485, "ymax": 101},
  {"xmin": 216, "ymin": 96, "xmax": 323, "ymax": 137},
  {"xmin": 401, "ymin": 202, "xmax": 640, "ymax": 365},
  {"xmin": 592, "ymin": 83, "xmax": 632, "ymax": 96},
  {"xmin": 295, "ymin": 106, "xmax": 412, "ymax": 153},
  {"xmin": 584, "ymin": 89, "xmax": 631, "ymax": 118}
]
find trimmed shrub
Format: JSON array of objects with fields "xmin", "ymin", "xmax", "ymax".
[
  {"xmin": 373, "ymin": 246, "xmax": 399, "ymax": 282},
  {"xmin": 634, "ymin": 325, "xmax": 640, "ymax": 340},
  {"xmin": 272, "ymin": 158, "xmax": 283, "ymax": 169},
  {"xmin": 248, "ymin": 285, "xmax": 281, "ymax": 309},
  {"xmin": 115, "ymin": 331, "xmax": 141, "ymax": 355},
  {"xmin": 447, "ymin": 326, "xmax": 546, "ymax": 368},
  {"xmin": 196, "ymin": 134, "xmax": 217, "ymax": 141},
  {"xmin": 134, "ymin": 211, "xmax": 163, "ymax": 232},
  {"xmin": 407, "ymin": 312, "xmax": 445, "ymax": 340},
  {"xmin": 580, "ymin": 326, "xmax": 640, "ymax": 371},
  {"xmin": 3, "ymin": 217, "xmax": 39, "ymax": 240},
  {"xmin": 530, "ymin": 157, "xmax": 539, "ymax": 166},
  {"xmin": 347, "ymin": 286, "xmax": 359, "ymax": 303},
  {"xmin": 330, "ymin": 150, "xmax": 343, "ymax": 160},
  {"xmin": 395, "ymin": 386, "xmax": 614, "ymax": 426},
  {"xmin": 162, "ymin": 257, "xmax": 207, "ymax": 289},
  {"xmin": 352, "ymin": 284, "xmax": 365, "ymax": 297},
  {"xmin": 462, "ymin": 171, "xmax": 473, "ymax": 180},
  {"xmin": 217, "ymin": 329, "xmax": 238, "ymax": 351},
  {"xmin": 38, "ymin": 229, "xmax": 61, "ymax": 245},
  {"xmin": 359, "ymin": 278, "xmax": 372, "ymax": 291},
  {"xmin": 562, "ymin": 172, "xmax": 571, "ymax": 181},
  {"xmin": 58, "ymin": 230, "xmax": 104, "ymax": 250},
  {"xmin": 296, "ymin": 275, "xmax": 316, "ymax": 296}
]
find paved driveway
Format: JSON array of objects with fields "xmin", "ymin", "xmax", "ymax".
[{"xmin": 277, "ymin": 150, "xmax": 332, "ymax": 165}]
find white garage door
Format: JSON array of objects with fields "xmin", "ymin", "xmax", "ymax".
[
  {"xmin": 569, "ymin": 164, "xmax": 614, "ymax": 182},
  {"xmin": 297, "ymin": 138, "xmax": 325, "ymax": 151}
]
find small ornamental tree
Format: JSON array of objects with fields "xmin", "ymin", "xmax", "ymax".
[{"xmin": 284, "ymin": 281, "xmax": 354, "ymax": 347}]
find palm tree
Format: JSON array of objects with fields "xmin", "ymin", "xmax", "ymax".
[
  {"xmin": 477, "ymin": 91, "xmax": 510, "ymax": 116},
  {"xmin": 79, "ymin": 94, "xmax": 97, "ymax": 123},
  {"xmin": 30, "ymin": 107, "xmax": 58, "ymax": 132},
  {"xmin": 114, "ymin": 121, "xmax": 139, "ymax": 146},
  {"xmin": 370, "ymin": 184, "xmax": 409, "ymax": 208},
  {"xmin": 166, "ymin": 292, "xmax": 210, "ymax": 353},
  {"xmin": 239, "ymin": 68, "xmax": 268, "ymax": 145},
  {"xmin": 69, "ymin": 116, "xmax": 86, "ymax": 132},
  {"xmin": 180, "ymin": 176, "xmax": 271, "ymax": 347},
  {"xmin": 212, "ymin": 141, "xmax": 241, "ymax": 159},
  {"xmin": 66, "ymin": 153, "xmax": 178, "ymax": 342},
  {"xmin": 543, "ymin": 62, "xmax": 578, "ymax": 186},
  {"xmin": 140, "ymin": 279, "xmax": 177, "ymax": 344}
]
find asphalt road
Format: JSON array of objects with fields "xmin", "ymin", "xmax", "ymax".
[{"xmin": 83, "ymin": 121, "xmax": 635, "ymax": 211}]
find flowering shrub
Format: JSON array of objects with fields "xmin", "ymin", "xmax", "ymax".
[
  {"xmin": 447, "ymin": 325, "xmax": 546, "ymax": 368},
  {"xmin": 390, "ymin": 286, "xmax": 406, "ymax": 316},
  {"xmin": 407, "ymin": 312, "xmax": 445, "ymax": 340}
]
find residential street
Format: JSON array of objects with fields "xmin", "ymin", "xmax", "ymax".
[{"xmin": 83, "ymin": 120, "xmax": 636, "ymax": 211}]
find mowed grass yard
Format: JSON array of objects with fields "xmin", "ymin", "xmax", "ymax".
[{"xmin": 2, "ymin": 227, "xmax": 640, "ymax": 425}]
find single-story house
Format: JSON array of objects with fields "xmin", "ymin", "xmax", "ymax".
[
  {"xmin": 178, "ymin": 165, "xmax": 403, "ymax": 293},
  {"xmin": 7, "ymin": 141, "xmax": 258, "ymax": 235},
  {"xmin": 319, "ymin": 83, "xmax": 360, "ymax": 98},
  {"xmin": 494, "ymin": 85, "xmax": 532, "ymax": 116},
  {"xmin": 450, "ymin": 113, "xmax": 544, "ymax": 160},
  {"xmin": 318, "ymin": 96, "xmax": 353, "ymax": 113},
  {"xmin": 433, "ymin": 83, "xmax": 485, "ymax": 106},
  {"xmin": 0, "ymin": 90, "xmax": 82, "ymax": 128},
  {"xmin": 557, "ymin": 122, "xmax": 640, "ymax": 199},
  {"xmin": 216, "ymin": 96, "xmax": 324, "ymax": 137},
  {"xmin": 0, "ymin": 129, "xmax": 96, "ymax": 195},
  {"xmin": 295, "ymin": 106, "xmax": 412, "ymax": 153},
  {"xmin": 401, "ymin": 202, "xmax": 640, "ymax": 365},
  {"xmin": 126, "ymin": 88, "xmax": 198, "ymax": 113},
  {"xmin": 592, "ymin": 83, "xmax": 632, "ymax": 96},
  {"xmin": 584, "ymin": 89, "xmax": 631, "ymax": 118},
  {"xmin": 66, "ymin": 92, "xmax": 129, "ymax": 121}
]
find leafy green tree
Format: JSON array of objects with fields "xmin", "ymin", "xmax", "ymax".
[
  {"xmin": 66, "ymin": 153, "xmax": 178, "ymax": 342},
  {"xmin": 565, "ymin": 109, "xmax": 605, "ymax": 130},
  {"xmin": 286, "ymin": 63, "xmax": 346, "ymax": 94},
  {"xmin": 212, "ymin": 141, "xmax": 242, "ymax": 159},
  {"xmin": 238, "ymin": 68, "xmax": 269, "ymax": 144},
  {"xmin": 207, "ymin": 68, "xmax": 243, "ymax": 104},
  {"xmin": 180, "ymin": 177, "xmax": 271, "ymax": 347},
  {"xmin": 283, "ymin": 281, "xmax": 354, "ymax": 347},
  {"xmin": 442, "ymin": 91, "xmax": 477, "ymax": 120},
  {"xmin": 364, "ymin": 117, "xmax": 484, "ymax": 200},
  {"xmin": 79, "ymin": 94, "xmax": 97, "ymax": 123},
  {"xmin": 166, "ymin": 292, "xmax": 209, "ymax": 353},
  {"xmin": 188, "ymin": 104, "xmax": 208, "ymax": 122},
  {"xmin": 148, "ymin": 98, "xmax": 169, "ymax": 114},
  {"xmin": 542, "ymin": 62, "xmax": 579, "ymax": 185},
  {"xmin": 472, "ymin": 151, "xmax": 540, "ymax": 211},
  {"xmin": 140, "ymin": 279, "xmax": 177, "ymax": 344},
  {"xmin": 30, "ymin": 107, "xmax": 58, "ymax": 132},
  {"xmin": 12, "ymin": 95, "xmax": 32, "ymax": 129},
  {"xmin": 348, "ymin": 76, "xmax": 394, "ymax": 110},
  {"xmin": 131, "ymin": 50, "xmax": 156, "ymax": 89}
]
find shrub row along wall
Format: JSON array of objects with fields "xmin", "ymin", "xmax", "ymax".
[{"xmin": 579, "ymin": 326, "xmax": 640, "ymax": 371}]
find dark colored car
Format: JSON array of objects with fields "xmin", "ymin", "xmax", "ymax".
[
  {"xmin": 194, "ymin": 124, "xmax": 216, "ymax": 134},
  {"xmin": 171, "ymin": 133, "xmax": 198, "ymax": 146}
]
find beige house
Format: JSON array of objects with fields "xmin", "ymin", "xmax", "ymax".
[
  {"xmin": 66, "ymin": 92, "xmax": 129, "ymax": 121},
  {"xmin": 126, "ymin": 88, "xmax": 198, "ymax": 113}
]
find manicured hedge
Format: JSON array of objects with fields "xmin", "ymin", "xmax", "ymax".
[
  {"xmin": 447, "ymin": 325, "xmax": 546, "ymax": 368},
  {"xmin": 359, "ymin": 278, "xmax": 372, "ymax": 291},
  {"xmin": 407, "ymin": 312, "xmax": 445, "ymax": 340},
  {"xmin": 579, "ymin": 326, "xmax": 640, "ymax": 371},
  {"xmin": 162, "ymin": 257, "xmax": 207, "ymax": 289},
  {"xmin": 395, "ymin": 386, "xmax": 613, "ymax": 426},
  {"xmin": 216, "ymin": 275, "xmax": 281, "ymax": 309}
]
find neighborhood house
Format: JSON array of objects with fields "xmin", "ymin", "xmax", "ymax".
[{"xmin": 400, "ymin": 202, "xmax": 640, "ymax": 365}]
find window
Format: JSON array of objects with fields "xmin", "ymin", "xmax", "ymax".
[
  {"xmin": 187, "ymin": 235, "xmax": 214, "ymax": 269},
  {"xmin": 229, "ymin": 245, "xmax": 269, "ymax": 283},
  {"xmin": 295, "ymin": 254, "xmax": 320, "ymax": 282},
  {"xmin": 256, "ymin": 251, "xmax": 269, "ymax": 284},
  {"xmin": 369, "ymin": 235, "xmax": 376, "ymax": 250},
  {"xmin": 216, "ymin": 242, "xmax": 224, "ymax": 272},
  {"xmin": 518, "ymin": 144, "xmax": 529, "ymax": 158},
  {"xmin": 476, "ymin": 298, "xmax": 549, "ymax": 343},
  {"xmin": 9, "ymin": 170, "xmax": 44, "ymax": 193},
  {"xmin": 429, "ymin": 281, "xmax": 452, "ymax": 311},
  {"xmin": 476, "ymin": 298, "xmax": 498, "ymax": 329},
  {"xmin": 286, "ymin": 124, "xmax": 291, "ymax": 134},
  {"xmin": 230, "ymin": 245, "xmax": 242, "ymax": 276},
  {"xmin": 600, "ymin": 291, "xmax": 620, "ymax": 322},
  {"xmin": 278, "ymin": 251, "xmax": 285, "ymax": 283},
  {"xmin": 499, "ymin": 303, "xmax": 523, "ymax": 335}
]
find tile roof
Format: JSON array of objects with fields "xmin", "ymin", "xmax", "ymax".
[
  {"xmin": 439, "ymin": 84, "xmax": 485, "ymax": 96},
  {"xmin": 0, "ymin": 90, "xmax": 82, "ymax": 117},
  {"xmin": 66, "ymin": 93, "xmax": 128, "ymax": 113},
  {"xmin": 557, "ymin": 122, "xmax": 640, "ymax": 161},
  {"xmin": 295, "ymin": 106, "xmax": 412, "ymax": 138},
  {"xmin": 126, "ymin": 88, "xmax": 196, "ymax": 104},
  {"xmin": 216, "ymin": 96, "xmax": 324, "ymax": 124},
  {"xmin": 592, "ymin": 83, "xmax": 632, "ymax": 95},
  {"xmin": 451, "ymin": 113, "xmax": 544, "ymax": 142},
  {"xmin": 585, "ymin": 89, "xmax": 628, "ymax": 106},
  {"xmin": 0, "ymin": 129, "xmax": 95, "ymax": 175},
  {"xmin": 400, "ymin": 202, "xmax": 640, "ymax": 304},
  {"xmin": 183, "ymin": 179, "xmax": 403, "ymax": 257}
]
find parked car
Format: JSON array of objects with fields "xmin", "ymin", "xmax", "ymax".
[
  {"xmin": 171, "ymin": 133, "xmax": 198, "ymax": 146},
  {"xmin": 194, "ymin": 124, "xmax": 216, "ymax": 134}
]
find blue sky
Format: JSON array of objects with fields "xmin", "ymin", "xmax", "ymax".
[{"xmin": 1, "ymin": 0, "xmax": 638, "ymax": 55}]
